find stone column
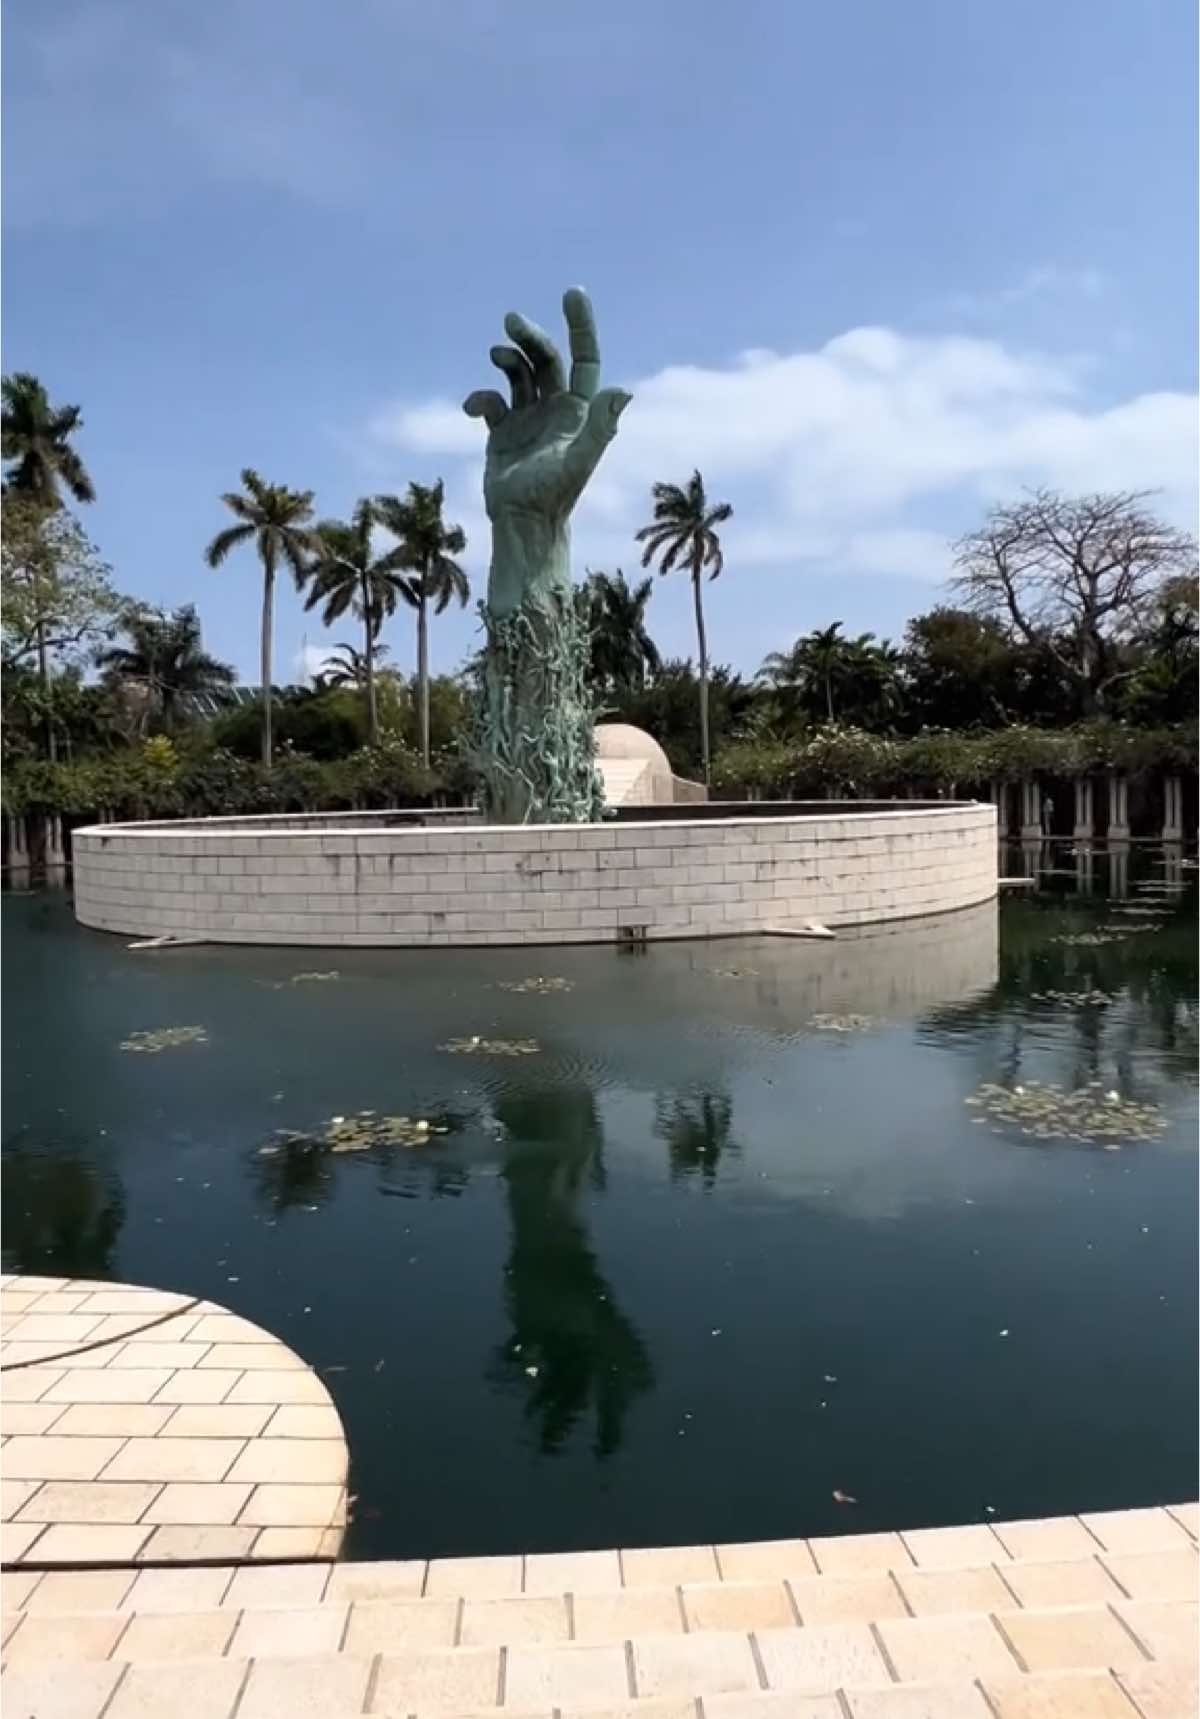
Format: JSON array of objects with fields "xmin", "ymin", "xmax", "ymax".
[
  {"xmin": 1107, "ymin": 774, "xmax": 1130, "ymax": 841},
  {"xmin": 1108, "ymin": 843, "xmax": 1129, "ymax": 899},
  {"xmin": 989, "ymin": 781, "xmax": 1009, "ymax": 839},
  {"xmin": 1020, "ymin": 838, "xmax": 1041, "ymax": 880},
  {"xmin": 1074, "ymin": 844, "xmax": 1094, "ymax": 894},
  {"xmin": 6, "ymin": 814, "xmax": 30, "ymax": 881},
  {"xmin": 1019, "ymin": 779, "xmax": 1041, "ymax": 840},
  {"xmin": 1162, "ymin": 843, "xmax": 1183, "ymax": 888},
  {"xmin": 1072, "ymin": 777, "xmax": 1094, "ymax": 843},
  {"xmin": 1162, "ymin": 776, "xmax": 1183, "ymax": 842}
]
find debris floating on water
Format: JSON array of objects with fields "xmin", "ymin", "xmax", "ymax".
[
  {"xmin": 259, "ymin": 1111, "xmax": 451, "ymax": 1155},
  {"xmin": 440, "ymin": 1037, "xmax": 541, "ymax": 1057},
  {"xmin": 809, "ymin": 1013, "xmax": 874, "ymax": 1034},
  {"xmin": 966, "ymin": 1080, "xmax": 1166, "ymax": 1145},
  {"xmin": 119, "ymin": 1026, "xmax": 208, "ymax": 1054},
  {"xmin": 497, "ymin": 976, "xmax": 574, "ymax": 994}
]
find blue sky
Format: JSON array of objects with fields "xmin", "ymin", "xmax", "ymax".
[{"xmin": 4, "ymin": 0, "xmax": 1196, "ymax": 686}]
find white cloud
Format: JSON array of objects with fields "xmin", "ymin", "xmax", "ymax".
[
  {"xmin": 366, "ymin": 324, "xmax": 1197, "ymax": 593},
  {"xmin": 941, "ymin": 264, "xmax": 1106, "ymax": 320}
]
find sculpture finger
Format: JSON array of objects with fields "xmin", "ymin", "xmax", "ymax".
[
  {"xmin": 504, "ymin": 312, "xmax": 566, "ymax": 397},
  {"xmin": 463, "ymin": 389, "xmax": 508, "ymax": 429},
  {"xmin": 563, "ymin": 286, "xmax": 601, "ymax": 400},
  {"xmin": 490, "ymin": 345, "xmax": 536, "ymax": 409}
]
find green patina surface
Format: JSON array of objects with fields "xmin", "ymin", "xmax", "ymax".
[{"xmin": 463, "ymin": 287, "xmax": 630, "ymax": 823}]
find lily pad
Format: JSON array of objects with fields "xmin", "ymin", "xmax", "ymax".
[
  {"xmin": 497, "ymin": 977, "xmax": 574, "ymax": 995},
  {"xmin": 440, "ymin": 1036, "xmax": 541, "ymax": 1057},
  {"xmin": 120, "ymin": 1026, "xmax": 208, "ymax": 1054},
  {"xmin": 1030, "ymin": 989, "xmax": 1114, "ymax": 1008},
  {"xmin": 259, "ymin": 1110, "xmax": 450, "ymax": 1156},
  {"xmin": 966, "ymin": 1079, "xmax": 1166, "ymax": 1145},
  {"xmin": 809, "ymin": 1013, "xmax": 875, "ymax": 1033}
]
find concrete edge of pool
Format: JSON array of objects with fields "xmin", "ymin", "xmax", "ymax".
[
  {"xmin": 2, "ymin": 1279, "xmax": 1196, "ymax": 1716},
  {"xmin": 71, "ymin": 801, "xmax": 998, "ymax": 947}
]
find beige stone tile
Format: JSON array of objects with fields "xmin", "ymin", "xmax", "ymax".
[
  {"xmin": 846, "ymin": 1684, "xmax": 994, "ymax": 1717},
  {"xmin": 896, "ymin": 1564, "xmax": 1018, "ymax": 1617},
  {"xmin": 260, "ymin": 1404, "xmax": 342, "ymax": 1439},
  {"xmin": 992, "ymin": 1518, "xmax": 1104, "ymax": 1562},
  {"xmin": 1113, "ymin": 1598, "xmax": 1199, "ymax": 1662},
  {"xmin": 877, "ymin": 1613, "xmax": 1021, "ymax": 1682},
  {"xmin": 0, "ymin": 1660, "xmax": 124, "ymax": 1719},
  {"xmin": 158, "ymin": 1404, "xmax": 273, "ymax": 1437},
  {"xmin": 48, "ymin": 1404, "xmax": 174, "ymax": 1437},
  {"xmin": 717, "ymin": 1537, "xmax": 818, "ymax": 1580},
  {"xmin": 2, "ymin": 1569, "xmax": 44, "ymax": 1610},
  {"xmin": 250, "ymin": 1526, "xmax": 339, "ymax": 1558},
  {"xmin": 122, "ymin": 1565, "xmax": 237, "ymax": 1612},
  {"xmin": 105, "ymin": 1657, "xmax": 248, "ymax": 1719},
  {"xmin": 424, "ymin": 1553, "xmax": 523, "ymax": 1598},
  {"xmin": 2, "ymin": 1520, "xmax": 48, "ymax": 1560},
  {"xmin": 22, "ymin": 1569, "xmax": 136, "ymax": 1613},
  {"xmin": 459, "ymin": 1595, "xmax": 568, "ymax": 1645},
  {"xmin": 3, "ymin": 1476, "xmax": 42, "ymax": 1515},
  {"xmin": 1, "ymin": 1341, "xmax": 101, "ymax": 1368},
  {"xmin": 76, "ymin": 1291, "xmax": 191, "ymax": 1315},
  {"xmin": 100, "ymin": 1436, "xmax": 245, "ymax": 1482},
  {"xmin": 42, "ymin": 1368, "xmax": 174, "ymax": 1403},
  {"xmin": 222, "ymin": 1561, "xmax": 330, "ymax": 1609},
  {"xmin": 998, "ymin": 1603, "xmax": 1148, "ymax": 1673},
  {"xmin": 343, "ymin": 1596, "xmax": 458, "ymax": 1651},
  {"xmin": 225, "ymin": 1437, "xmax": 344, "ymax": 1483},
  {"xmin": 143, "ymin": 1481, "xmax": 253, "ymax": 1524},
  {"xmin": 1101, "ymin": 1548, "xmax": 1199, "ymax": 1602},
  {"xmin": 1165, "ymin": 1503, "xmax": 1199, "ymax": 1542},
  {"xmin": 622, "ymin": 1542, "xmax": 720, "ymax": 1586},
  {"xmin": 681, "ymin": 1580, "xmax": 795, "ymax": 1632},
  {"xmin": 102, "ymin": 1341, "xmax": 213, "ymax": 1369},
  {"xmin": 571, "ymin": 1585, "xmax": 683, "ymax": 1643},
  {"xmin": 198, "ymin": 1342, "xmax": 301, "ymax": 1370},
  {"xmin": 1116, "ymin": 1659, "xmax": 1199, "ymax": 1719},
  {"xmin": 506, "ymin": 1641, "xmax": 629, "ymax": 1707},
  {"xmin": 523, "ymin": 1547, "xmax": 622, "ymax": 1593},
  {"xmin": 325, "ymin": 1559, "xmax": 427, "ymax": 1604},
  {"xmin": 983, "ymin": 1670, "xmax": 1139, "ymax": 1717},
  {"xmin": 236, "ymin": 1654, "xmax": 372, "ymax": 1719},
  {"xmin": 0, "ymin": 1402, "xmax": 67, "ymax": 1434},
  {"xmin": 225, "ymin": 1368, "xmax": 328, "ymax": 1403},
  {"xmin": 5, "ymin": 1313, "xmax": 106, "ymax": 1344},
  {"xmin": 790, "ymin": 1571, "xmax": 910, "ymax": 1624},
  {"xmin": 706, "ymin": 1696, "xmax": 842, "ymax": 1718},
  {"xmin": 3, "ymin": 1434, "xmax": 125, "ymax": 1479},
  {"xmin": 135, "ymin": 1524, "xmax": 257, "ymax": 1562},
  {"xmin": 117, "ymin": 1609, "xmax": 237, "ymax": 1661},
  {"xmin": 30, "ymin": 1523, "xmax": 153, "ymax": 1563},
  {"xmin": 560, "ymin": 1703, "xmax": 698, "ymax": 1719},
  {"xmin": 2, "ymin": 1366, "xmax": 66, "ymax": 1401},
  {"xmin": 236, "ymin": 1481, "xmax": 343, "ymax": 1525},
  {"xmin": 902, "ymin": 1525, "xmax": 1009, "ymax": 1568},
  {"xmin": 808, "ymin": 1532, "xmax": 913, "ymax": 1576},
  {"xmin": 228, "ymin": 1603, "xmax": 347, "ymax": 1657},
  {"xmin": 633, "ymin": 1628, "xmax": 758, "ymax": 1698},
  {"xmin": 1080, "ymin": 1509, "xmax": 1194, "ymax": 1554},
  {"xmin": 1000, "ymin": 1558, "xmax": 1125, "ymax": 1609},
  {"xmin": 4, "ymin": 1610, "xmax": 129, "ymax": 1661},
  {"xmin": 152, "ymin": 1369, "xmax": 243, "ymax": 1404},
  {"xmin": 16, "ymin": 1481, "xmax": 162, "ymax": 1523},
  {"xmin": 373, "ymin": 1645, "xmax": 500, "ymax": 1713},
  {"xmin": 757, "ymin": 1621, "xmax": 890, "ymax": 1692},
  {"xmin": 183, "ymin": 1314, "xmax": 271, "ymax": 1344}
]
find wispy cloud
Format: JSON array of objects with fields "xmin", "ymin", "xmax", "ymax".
[{"xmin": 940, "ymin": 265, "xmax": 1106, "ymax": 321}]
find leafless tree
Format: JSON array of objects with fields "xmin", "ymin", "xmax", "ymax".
[{"xmin": 952, "ymin": 489, "xmax": 1197, "ymax": 713}]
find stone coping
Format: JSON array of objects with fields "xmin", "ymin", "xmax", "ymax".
[{"xmin": 0, "ymin": 1277, "xmax": 348, "ymax": 1568}]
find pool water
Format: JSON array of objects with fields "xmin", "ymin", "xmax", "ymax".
[{"xmin": 3, "ymin": 848, "xmax": 1196, "ymax": 1559}]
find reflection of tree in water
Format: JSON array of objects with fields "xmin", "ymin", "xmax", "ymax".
[
  {"xmin": 491, "ymin": 1086, "xmax": 652, "ymax": 1459},
  {"xmin": 654, "ymin": 1091, "xmax": 738, "ymax": 1187},
  {"xmin": 250, "ymin": 1120, "xmax": 472, "ymax": 1213},
  {"xmin": 1, "ymin": 1145, "xmax": 125, "ymax": 1277}
]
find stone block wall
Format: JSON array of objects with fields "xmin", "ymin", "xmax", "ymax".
[{"xmin": 72, "ymin": 804, "xmax": 997, "ymax": 947}]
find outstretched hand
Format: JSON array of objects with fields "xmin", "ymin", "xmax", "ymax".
[{"xmin": 464, "ymin": 287, "xmax": 630, "ymax": 523}]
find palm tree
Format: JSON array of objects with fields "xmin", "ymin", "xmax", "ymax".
[
  {"xmin": 635, "ymin": 471, "xmax": 732, "ymax": 783},
  {"xmin": 204, "ymin": 469, "xmax": 318, "ymax": 766},
  {"xmin": 97, "ymin": 605, "xmax": 236, "ymax": 732},
  {"xmin": 304, "ymin": 501, "xmax": 408, "ymax": 744},
  {"xmin": 316, "ymin": 640, "xmax": 391, "ymax": 692},
  {"xmin": 583, "ymin": 569, "xmax": 661, "ymax": 694},
  {"xmin": 2, "ymin": 373, "xmax": 96, "ymax": 759},
  {"xmin": 373, "ymin": 480, "xmax": 468, "ymax": 767},
  {"xmin": 1, "ymin": 373, "xmax": 95, "ymax": 506},
  {"xmin": 760, "ymin": 622, "xmax": 849, "ymax": 724}
]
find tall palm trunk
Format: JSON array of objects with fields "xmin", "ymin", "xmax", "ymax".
[
  {"xmin": 417, "ymin": 575, "xmax": 431, "ymax": 769},
  {"xmin": 361, "ymin": 577, "xmax": 379, "ymax": 746},
  {"xmin": 260, "ymin": 553, "xmax": 275, "ymax": 768},
  {"xmin": 824, "ymin": 672, "xmax": 834, "ymax": 723},
  {"xmin": 691, "ymin": 555, "xmax": 710, "ymax": 784}
]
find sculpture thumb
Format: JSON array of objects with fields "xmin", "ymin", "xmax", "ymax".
[{"xmin": 569, "ymin": 390, "xmax": 632, "ymax": 480}]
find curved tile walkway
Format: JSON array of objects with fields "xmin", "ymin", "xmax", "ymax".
[{"xmin": 0, "ymin": 1276, "xmax": 348, "ymax": 1567}]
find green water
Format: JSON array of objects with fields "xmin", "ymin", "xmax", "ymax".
[{"xmin": 3, "ymin": 849, "xmax": 1196, "ymax": 1558}]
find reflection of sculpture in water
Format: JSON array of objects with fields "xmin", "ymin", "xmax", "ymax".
[
  {"xmin": 654, "ymin": 1092, "xmax": 739, "ymax": 1188},
  {"xmin": 462, "ymin": 289, "xmax": 631, "ymax": 824},
  {"xmin": 490, "ymin": 1086, "xmax": 652, "ymax": 1458},
  {"xmin": 1, "ymin": 1147, "xmax": 125, "ymax": 1277}
]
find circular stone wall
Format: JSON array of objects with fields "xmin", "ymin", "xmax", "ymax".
[{"xmin": 72, "ymin": 804, "xmax": 996, "ymax": 947}]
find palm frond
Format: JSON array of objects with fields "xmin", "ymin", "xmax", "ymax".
[{"xmin": 205, "ymin": 523, "xmax": 255, "ymax": 567}]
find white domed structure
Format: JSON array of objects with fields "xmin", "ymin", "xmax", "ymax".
[{"xmin": 594, "ymin": 723, "xmax": 701, "ymax": 806}]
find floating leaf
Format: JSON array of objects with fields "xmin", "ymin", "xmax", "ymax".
[
  {"xmin": 440, "ymin": 1037, "xmax": 541, "ymax": 1057},
  {"xmin": 497, "ymin": 976, "xmax": 573, "ymax": 995},
  {"xmin": 120, "ymin": 1026, "xmax": 208, "ymax": 1054},
  {"xmin": 260, "ymin": 1111, "xmax": 450, "ymax": 1156},
  {"xmin": 966, "ymin": 1079, "xmax": 1166, "ymax": 1145},
  {"xmin": 1030, "ymin": 989, "xmax": 1114, "ymax": 1009},
  {"xmin": 809, "ymin": 1013, "xmax": 875, "ymax": 1033}
]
